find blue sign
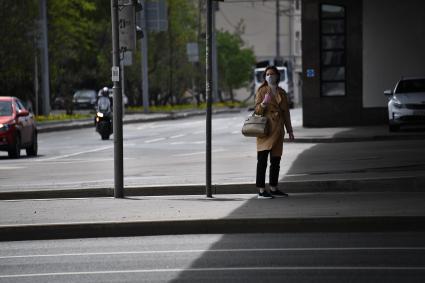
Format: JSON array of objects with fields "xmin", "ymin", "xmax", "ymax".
[{"xmin": 306, "ymin": 69, "xmax": 315, "ymax": 78}]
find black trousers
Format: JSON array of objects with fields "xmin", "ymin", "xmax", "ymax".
[{"xmin": 256, "ymin": 150, "xmax": 281, "ymax": 188}]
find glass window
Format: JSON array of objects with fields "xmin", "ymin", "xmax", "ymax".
[
  {"xmin": 395, "ymin": 79, "xmax": 425, "ymax": 93},
  {"xmin": 0, "ymin": 101, "xmax": 13, "ymax": 116},
  {"xmin": 321, "ymin": 19, "xmax": 345, "ymax": 34},
  {"xmin": 322, "ymin": 82, "xmax": 346, "ymax": 96},
  {"xmin": 322, "ymin": 67, "xmax": 345, "ymax": 81},
  {"xmin": 321, "ymin": 4, "xmax": 345, "ymax": 18},
  {"xmin": 320, "ymin": 4, "xmax": 346, "ymax": 97},
  {"xmin": 322, "ymin": 51, "xmax": 345, "ymax": 66},
  {"xmin": 321, "ymin": 35, "xmax": 345, "ymax": 50}
]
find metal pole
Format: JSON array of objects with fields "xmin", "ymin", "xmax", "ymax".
[
  {"xmin": 111, "ymin": 0, "xmax": 124, "ymax": 198},
  {"xmin": 276, "ymin": 0, "xmax": 280, "ymax": 60},
  {"xmin": 39, "ymin": 0, "xmax": 50, "ymax": 115},
  {"xmin": 205, "ymin": 0, "xmax": 213, "ymax": 198},
  {"xmin": 140, "ymin": 0, "xmax": 149, "ymax": 113},
  {"xmin": 211, "ymin": 1, "xmax": 218, "ymax": 103}
]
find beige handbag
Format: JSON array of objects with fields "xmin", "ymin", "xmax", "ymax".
[{"xmin": 241, "ymin": 113, "xmax": 269, "ymax": 137}]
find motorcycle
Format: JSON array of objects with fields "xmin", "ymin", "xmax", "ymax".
[{"xmin": 95, "ymin": 109, "xmax": 112, "ymax": 140}]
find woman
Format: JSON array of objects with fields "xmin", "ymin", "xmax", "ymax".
[{"xmin": 254, "ymin": 66, "xmax": 295, "ymax": 199}]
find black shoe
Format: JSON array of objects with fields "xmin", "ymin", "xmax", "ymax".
[
  {"xmin": 270, "ymin": 189, "xmax": 289, "ymax": 197},
  {"xmin": 258, "ymin": 191, "xmax": 274, "ymax": 199}
]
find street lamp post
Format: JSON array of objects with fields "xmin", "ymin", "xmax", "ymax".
[
  {"xmin": 111, "ymin": 0, "xmax": 124, "ymax": 198},
  {"xmin": 205, "ymin": 0, "xmax": 213, "ymax": 198}
]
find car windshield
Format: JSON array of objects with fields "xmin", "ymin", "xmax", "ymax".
[
  {"xmin": 395, "ymin": 79, "xmax": 425, "ymax": 93},
  {"xmin": 0, "ymin": 101, "xmax": 12, "ymax": 116},
  {"xmin": 74, "ymin": 90, "xmax": 95, "ymax": 98}
]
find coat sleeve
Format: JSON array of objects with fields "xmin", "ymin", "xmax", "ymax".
[
  {"xmin": 281, "ymin": 90, "xmax": 293, "ymax": 134},
  {"xmin": 254, "ymin": 87, "xmax": 266, "ymax": 115}
]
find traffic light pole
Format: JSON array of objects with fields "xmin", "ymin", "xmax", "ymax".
[
  {"xmin": 111, "ymin": 0, "xmax": 124, "ymax": 198},
  {"xmin": 206, "ymin": 0, "xmax": 213, "ymax": 198}
]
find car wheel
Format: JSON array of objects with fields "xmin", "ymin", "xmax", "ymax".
[
  {"xmin": 26, "ymin": 131, "xmax": 38, "ymax": 156},
  {"xmin": 8, "ymin": 135, "xmax": 21, "ymax": 158}
]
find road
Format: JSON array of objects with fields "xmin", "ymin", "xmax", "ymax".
[
  {"xmin": 0, "ymin": 110, "xmax": 308, "ymax": 191},
  {"xmin": 0, "ymin": 232, "xmax": 424, "ymax": 282}
]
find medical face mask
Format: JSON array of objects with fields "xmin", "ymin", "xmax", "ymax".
[{"xmin": 265, "ymin": 74, "xmax": 278, "ymax": 86}]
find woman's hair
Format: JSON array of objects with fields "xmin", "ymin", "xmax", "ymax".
[{"xmin": 259, "ymin": 65, "xmax": 281, "ymax": 90}]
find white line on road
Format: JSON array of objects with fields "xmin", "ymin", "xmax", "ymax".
[
  {"xmin": 169, "ymin": 134, "xmax": 185, "ymax": 139},
  {"xmin": 1, "ymin": 266, "xmax": 425, "ymax": 278},
  {"xmin": 173, "ymin": 148, "xmax": 225, "ymax": 157},
  {"xmin": 1, "ymin": 247, "xmax": 424, "ymax": 259},
  {"xmin": 36, "ymin": 146, "xmax": 113, "ymax": 161},
  {"xmin": 0, "ymin": 246, "xmax": 425, "ymax": 259},
  {"xmin": 144, "ymin": 138, "xmax": 166, "ymax": 143}
]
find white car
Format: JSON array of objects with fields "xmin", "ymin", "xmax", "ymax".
[{"xmin": 384, "ymin": 77, "xmax": 425, "ymax": 131}]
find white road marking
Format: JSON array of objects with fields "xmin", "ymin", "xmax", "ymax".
[
  {"xmin": 1, "ymin": 247, "xmax": 424, "ymax": 259},
  {"xmin": 1, "ymin": 266, "xmax": 425, "ymax": 278},
  {"xmin": 172, "ymin": 148, "xmax": 225, "ymax": 157},
  {"xmin": 0, "ymin": 166, "xmax": 24, "ymax": 170},
  {"xmin": 170, "ymin": 134, "xmax": 185, "ymax": 139},
  {"xmin": 144, "ymin": 138, "xmax": 166, "ymax": 143},
  {"xmin": 36, "ymin": 146, "xmax": 113, "ymax": 161}
]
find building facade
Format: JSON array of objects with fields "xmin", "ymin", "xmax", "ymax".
[{"xmin": 302, "ymin": 0, "xmax": 425, "ymax": 126}]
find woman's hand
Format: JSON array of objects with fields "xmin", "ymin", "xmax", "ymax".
[
  {"xmin": 262, "ymin": 93, "xmax": 271, "ymax": 105},
  {"xmin": 288, "ymin": 132, "xmax": 295, "ymax": 141}
]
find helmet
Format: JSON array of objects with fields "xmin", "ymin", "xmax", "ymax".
[{"xmin": 101, "ymin": 87, "xmax": 109, "ymax": 97}]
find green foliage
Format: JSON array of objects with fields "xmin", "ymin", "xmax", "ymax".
[
  {"xmin": 36, "ymin": 113, "xmax": 91, "ymax": 122},
  {"xmin": 48, "ymin": 0, "xmax": 109, "ymax": 99},
  {"xmin": 0, "ymin": 0, "xmax": 253, "ymax": 112},
  {"xmin": 0, "ymin": 0, "xmax": 38, "ymax": 101},
  {"xmin": 216, "ymin": 29, "xmax": 256, "ymax": 101}
]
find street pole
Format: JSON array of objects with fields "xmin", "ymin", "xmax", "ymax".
[
  {"xmin": 211, "ymin": 1, "xmax": 218, "ymax": 103},
  {"xmin": 205, "ymin": 0, "xmax": 213, "ymax": 198},
  {"xmin": 39, "ymin": 0, "xmax": 51, "ymax": 115},
  {"xmin": 111, "ymin": 0, "xmax": 124, "ymax": 198},
  {"xmin": 276, "ymin": 0, "xmax": 280, "ymax": 60},
  {"xmin": 140, "ymin": 0, "xmax": 149, "ymax": 113}
]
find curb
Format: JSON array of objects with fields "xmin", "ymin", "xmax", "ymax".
[
  {"xmin": 1, "ymin": 216, "xmax": 424, "ymax": 241},
  {"xmin": 1, "ymin": 176, "xmax": 424, "ymax": 200}
]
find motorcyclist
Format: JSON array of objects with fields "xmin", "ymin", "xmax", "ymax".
[{"xmin": 97, "ymin": 87, "xmax": 112, "ymax": 116}]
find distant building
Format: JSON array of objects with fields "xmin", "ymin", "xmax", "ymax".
[
  {"xmin": 216, "ymin": 0, "xmax": 303, "ymax": 106},
  {"xmin": 301, "ymin": 0, "xmax": 425, "ymax": 126}
]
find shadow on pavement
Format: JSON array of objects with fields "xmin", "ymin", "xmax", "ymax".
[{"xmin": 168, "ymin": 136, "xmax": 425, "ymax": 282}]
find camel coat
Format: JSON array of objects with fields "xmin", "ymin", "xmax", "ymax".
[{"xmin": 254, "ymin": 85, "xmax": 293, "ymax": 157}]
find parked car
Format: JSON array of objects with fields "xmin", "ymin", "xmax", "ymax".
[
  {"xmin": 72, "ymin": 89, "xmax": 97, "ymax": 109},
  {"xmin": 384, "ymin": 77, "xmax": 425, "ymax": 131},
  {"xmin": 0, "ymin": 96, "xmax": 38, "ymax": 158}
]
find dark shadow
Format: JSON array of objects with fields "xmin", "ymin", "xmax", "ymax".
[{"xmin": 168, "ymin": 137, "xmax": 425, "ymax": 282}]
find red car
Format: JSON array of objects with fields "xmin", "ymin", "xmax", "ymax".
[{"xmin": 0, "ymin": 96, "xmax": 38, "ymax": 158}]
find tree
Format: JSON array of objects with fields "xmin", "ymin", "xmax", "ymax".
[
  {"xmin": 216, "ymin": 29, "xmax": 256, "ymax": 102},
  {"xmin": 0, "ymin": 0, "xmax": 38, "ymax": 102}
]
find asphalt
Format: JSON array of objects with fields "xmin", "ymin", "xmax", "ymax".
[{"xmin": 1, "ymin": 107, "xmax": 425, "ymax": 241}]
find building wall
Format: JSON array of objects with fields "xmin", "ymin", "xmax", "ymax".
[
  {"xmin": 363, "ymin": 0, "xmax": 425, "ymax": 108},
  {"xmin": 302, "ymin": 0, "xmax": 425, "ymax": 127},
  {"xmin": 216, "ymin": 1, "xmax": 291, "ymax": 60},
  {"xmin": 302, "ymin": 0, "xmax": 364, "ymax": 127}
]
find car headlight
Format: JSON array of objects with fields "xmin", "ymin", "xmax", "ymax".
[
  {"xmin": 0, "ymin": 123, "xmax": 11, "ymax": 132},
  {"xmin": 97, "ymin": 112, "xmax": 104, "ymax": 118},
  {"xmin": 392, "ymin": 98, "xmax": 404, "ymax": 109}
]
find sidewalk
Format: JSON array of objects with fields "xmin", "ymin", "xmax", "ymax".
[
  {"xmin": 1, "ymin": 192, "xmax": 425, "ymax": 241},
  {"xmin": 2, "ymin": 108, "xmax": 424, "ymax": 241}
]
